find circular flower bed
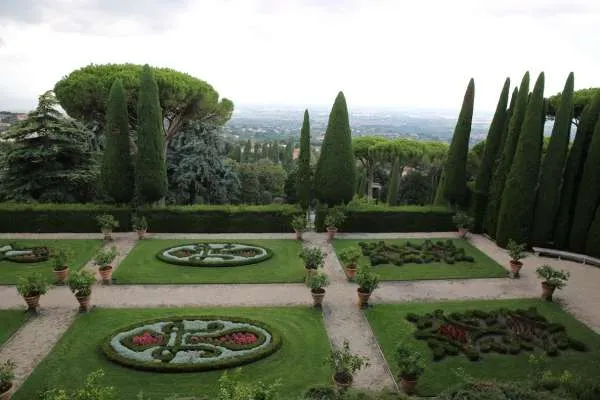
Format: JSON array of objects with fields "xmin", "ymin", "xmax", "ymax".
[
  {"xmin": 157, "ymin": 242, "xmax": 272, "ymax": 267},
  {"xmin": 0, "ymin": 244, "xmax": 50, "ymax": 263},
  {"xmin": 101, "ymin": 316, "xmax": 281, "ymax": 372}
]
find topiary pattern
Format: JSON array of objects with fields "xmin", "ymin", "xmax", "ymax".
[
  {"xmin": 157, "ymin": 242, "xmax": 272, "ymax": 267},
  {"xmin": 0, "ymin": 244, "xmax": 50, "ymax": 263},
  {"xmin": 358, "ymin": 240, "xmax": 474, "ymax": 266}
]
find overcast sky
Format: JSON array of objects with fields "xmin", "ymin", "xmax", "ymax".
[{"xmin": 0, "ymin": 0, "xmax": 598, "ymax": 113}]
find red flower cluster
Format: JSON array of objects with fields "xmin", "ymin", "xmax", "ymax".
[
  {"xmin": 439, "ymin": 324, "xmax": 468, "ymax": 343},
  {"xmin": 189, "ymin": 332, "xmax": 258, "ymax": 346},
  {"xmin": 132, "ymin": 332, "xmax": 163, "ymax": 346}
]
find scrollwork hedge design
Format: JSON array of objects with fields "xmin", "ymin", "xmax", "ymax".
[
  {"xmin": 359, "ymin": 239, "xmax": 474, "ymax": 266},
  {"xmin": 157, "ymin": 242, "xmax": 272, "ymax": 267}
]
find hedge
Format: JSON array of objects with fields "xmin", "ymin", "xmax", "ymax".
[{"xmin": 314, "ymin": 205, "xmax": 455, "ymax": 232}]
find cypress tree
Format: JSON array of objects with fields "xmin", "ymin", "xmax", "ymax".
[
  {"xmin": 387, "ymin": 157, "xmax": 401, "ymax": 205},
  {"xmin": 553, "ymin": 92, "xmax": 600, "ymax": 248},
  {"xmin": 585, "ymin": 205, "xmax": 600, "ymax": 257},
  {"xmin": 440, "ymin": 79, "xmax": 475, "ymax": 207},
  {"xmin": 472, "ymin": 78, "xmax": 510, "ymax": 232},
  {"xmin": 485, "ymin": 72, "xmax": 530, "ymax": 237},
  {"xmin": 136, "ymin": 64, "xmax": 166, "ymax": 203},
  {"xmin": 433, "ymin": 171, "xmax": 446, "ymax": 205},
  {"xmin": 102, "ymin": 79, "xmax": 134, "ymax": 203},
  {"xmin": 314, "ymin": 92, "xmax": 357, "ymax": 205},
  {"xmin": 531, "ymin": 73, "xmax": 574, "ymax": 245},
  {"xmin": 296, "ymin": 110, "xmax": 312, "ymax": 209},
  {"xmin": 568, "ymin": 115, "xmax": 600, "ymax": 252},
  {"xmin": 496, "ymin": 72, "xmax": 545, "ymax": 247},
  {"xmin": 497, "ymin": 87, "xmax": 519, "ymax": 157}
]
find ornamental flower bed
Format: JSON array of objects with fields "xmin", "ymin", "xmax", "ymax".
[
  {"xmin": 157, "ymin": 242, "xmax": 272, "ymax": 267},
  {"xmin": 359, "ymin": 239, "xmax": 475, "ymax": 266},
  {"xmin": 0, "ymin": 244, "xmax": 50, "ymax": 263}
]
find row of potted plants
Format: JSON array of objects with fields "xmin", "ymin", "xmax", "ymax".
[
  {"xmin": 52, "ymin": 246, "xmax": 118, "ymax": 285},
  {"xmin": 96, "ymin": 214, "xmax": 148, "ymax": 241},
  {"xmin": 290, "ymin": 209, "xmax": 347, "ymax": 241}
]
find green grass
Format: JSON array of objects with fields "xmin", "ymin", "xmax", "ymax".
[
  {"xmin": 15, "ymin": 307, "xmax": 331, "ymax": 399},
  {"xmin": 0, "ymin": 239, "xmax": 103, "ymax": 284},
  {"xmin": 0, "ymin": 310, "xmax": 28, "ymax": 346},
  {"xmin": 333, "ymin": 238, "xmax": 507, "ymax": 281},
  {"xmin": 365, "ymin": 299, "xmax": 600, "ymax": 396},
  {"xmin": 113, "ymin": 239, "xmax": 306, "ymax": 284}
]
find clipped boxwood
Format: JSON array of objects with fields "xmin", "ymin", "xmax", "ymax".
[{"xmin": 156, "ymin": 242, "xmax": 273, "ymax": 267}]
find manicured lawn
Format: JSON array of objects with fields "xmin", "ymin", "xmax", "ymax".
[
  {"xmin": 333, "ymin": 238, "xmax": 507, "ymax": 280},
  {"xmin": 0, "ymin": 239, "xmax": 103, "ymax": 284},
  {"xmin": 365, "ymin": 299, "xmax": 600, "ymax": 396},
  {"xmin": 113, "ymin": 239, "xmax": 305, "ymax": 284},
  {"xmin": 0, "ymin": 310, "xmax": 28, "ymax": 346},
  {"xmin": 15, "ymin": 307, "xmax": 331, "ymax": 399}
]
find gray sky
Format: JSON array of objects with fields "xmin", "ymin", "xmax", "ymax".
[{"xmin": 0, "ymin": 0, "xmax": 598, "ymax": 112}]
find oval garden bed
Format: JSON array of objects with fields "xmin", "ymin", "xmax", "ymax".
[
  {"xmin": 0, "ymin": 243, "xmax": 50, "ymax": 263},
  {"xmin": 101, "ymin": 316, "xmax": 281, "ymax": 372},
  {"xmin": 157, "ymin": 242, "xmax": 272, "ymax": 267}
]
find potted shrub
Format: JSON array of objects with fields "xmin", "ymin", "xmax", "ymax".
[
  {"xmin": 507, "ymin": 239, "xmax": 527, "ymax": 278},
  {"xmin": 326, "ymin": 339, "xmax": 368, "ymax": 388},
  {"xmin": 307, "ymin": 271, "xmax": 329, "ymax": 308},
  {"xmin": 67, "ymin": 270, "xmax": 96, "ymax": 312},
  {"xmin": 16, "ymin": 273, "xmax": 49, "ymax": 312},
  {"xmin": 300, "ymin": 247, "xmax": 325, "ymax": 277},
  {"xmin": 452, "ymin": 211, "xmax": 473, "ymax": 238},
  {"xmin": 396, "ymin": 344, "xmax": 425, "ymax": 395},
  {"xmin": 0, "ymin": 360, "xmax": 15, "ymax": 400},
  {"xmin": 132, "ymin": 215, "xmax": 148, "ymax": 239},
  {"xmin": 291, "ymin": 215, "xmax": 307, "ymax": 240},
  {"xmin": 52, "ymin": 248, "xmax": 71, "ymax": 284},
  {"xmin": 338, "ymin": 247, "xmax": 362, "ymax": 280},
  {"xmin": 96, "ymin": 214, "xmax": 119, "ymax": 240},
  {"xmin": 536, "ymin": 265, "xmax": 569, "ymax": 301},
  {"xmin": 324, "ymin": 208, "xmax": 346, "ymax": 241},
  {"xmin": 94, "ymin": 246, "xmax": 118, "ymax": 283},
  {"xmin": 355, "ymin": 264, "xmax": 380, "ymax": 308}
]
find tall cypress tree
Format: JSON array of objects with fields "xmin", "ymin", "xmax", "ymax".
[
  {"xmin": 314, "ymin": 92, "xmax": 357, "ymax": 205},
  {"xmin": 568, "ymin": 115, "xmax": 600, "ymax": 252},
  {"xmin": 531, "ymin": 73, "xmax": 574, "ymax": 245},
  {"xmin": 439, "ymin": 79, "xmax": 475, "ymax": 207},
  {"xmin": 497, "ymin": 87, "xmax": 519, "ymax": 158},
  {"xmin": 387, "ymin": 156, "xmax": 401, "ymax": 206},
  {"xmin": 472, "ymin": 78, "xmax": 510, "ymax": 232},
  {"xmin": 136, "ymin": 64, "xmax": 166, "ymax": 203},
  {"xmin": 433, "ymin": 171, "xmax": 446, "ymax": 206},
  {"xmin": 496, "ymin": 72, "xmax": 545, "ymax": 247},
  {"xmin": 553, "ymin": 92, "xmax": 600, "ymax": 248},
  {"xmin": 485, "ymin": 72, "xmax": 530, "ymax": 237},
  {"xmin": 585, "ymin": 205, "xmax": 600, "ymax": 257},
  {"xmin": 296, "ymin": 110, "xmax": 312, "ymax": 209},
  {"xmin": 102, "ymin": 79, "xmax": 134, "ymax": 203}
]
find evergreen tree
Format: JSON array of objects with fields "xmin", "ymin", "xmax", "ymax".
[
  {"xmin": 485, "ymin": 72, "xmax": 530, "ymax": 237},
  {"xmin": 585, "ymin": 205, "xmax": 600, "ymax": 257},
  {"xmin": 531, "ymin": 73, "xmax": 574, "ymax": 245},
  {"xmin": 472, "ymin": 78, "xmax": 510, "ymax": 232},
  {"xmin": 296, "ymin": 110, "xmax": 312, "ymax": 209},
  {"xmin": 101, "ymin": 79, "xmax": 134, "ymax": 203},
  {"xmin": 553, "ymin": 92, "xmax": 600, "ymax": 248},
  {"xmin": 439, "ymin": 79, "xmax": 475, "ymax": 207},
  {"xmin": 497, "ymin": 87, "xmax": 519, "ymax": 156},
  {"xmin": 496, "ymin": 72, "xmax": 545, "ymax": 247},
  {"xmin": 387, "ymin": 156, "xmax": 401, "ymax": 205},
  {"xmin": 433, "ymin": 171, "xmax": 446, "ymax": 205},
  {"xmin": 314, "ymin": 92, "xmax": 357, "ymax": 205},
  {"xmin": 243, "ymin": 140, "xmax": 252, "ymax": 162},
  {"xmin": 136, "ymin": 64, "xmax": 166, "ymax": 203}
]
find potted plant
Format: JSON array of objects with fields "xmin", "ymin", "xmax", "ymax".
[
  {"xmin": 96, "ymin": 214, "xmax": 119, "ymax": 240},
  {"xmin": 94, "ymin": 246, "xmax": 118, "ymax": 283},
  {"xmin": 16, "ymin": 273, "xmax": 49, "ymax": 312},
  {"xmin": 338, "ymin": 247, "xmax": 362, "ymax": 280},
  {"xmin": 395, "ymin": 344, "xmax": 425, "ymax": 395},
  {"xmin": 52, "ymin": 248, "xmax": 72, "ymax": 284},
  {"xmin": 326, "ymin": 339, "xmax": 369, "ymax": 388},
  {"xmin": 536, "ymin": 265, "xmax": 569, "ymax": 301},
  {"xmin": 291, "ymin": 215, "xmax": 307, "ymax": 240},
  {"xmin": 324, "ymin": 208, "xmax": 346, "ymax": 241},
  {"xmin": 67, "ymin": 270, "xmax": 96, "ymax": 312},
  {"xmin": 300, "ymin": 247, "xmax": 325, "ymax": 277},
  {"xmin": 507, "ymin": 239, "xmax": 527, "ymax": 278},
  {"xmin": 452, "ymin": 211, "xmax": 473, "ymax": 238},
  {"xmin": 0, "ymin": 360, "xmax": 15, "ymax": 400},
  {"xmin": 132, "ymin": 215, "xmax": 148, "ymax": 239},
  {"xmin": 307, "ymin": 271, "xmax": 329, "ymax": 308},
  {"xmin": 355, "ymin": 264, "xmax": 379, "ymax": 308}
]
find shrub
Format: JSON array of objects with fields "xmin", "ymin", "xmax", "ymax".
[
  {"xmin": 324, "ymin": 207, "xmax": 346, "ymax": 229},
  {"xmin": 132, "ymin": 215, "xmax": 148, "ymax": 231},
  {"xmin": 39, "ymin": 369, "xmax": 116, "ymax": 400},
  {"xmin": 53, "ymin": 248, "xmax": 72, "ymax": 271},
  {"xmin": 536, "ymin": 265, "xmax": 570, "ymax": 289},
  {"xmin": 94, "ymin": 246, "xmax": 118, "ymax": 267},
  {"xmin": 507, "ymin": 239, "xmax": 526, "ymax": 262},
  {"xmin": 16, "ymin": 273, "xmax": 49, "ymax": 297},
  {"xmin": 307, "ymin": 271, "xmax": 330, "ymax": 293},
  {"xmin": 291, "ymin": 215, "xmax": 307, "ymax": 231},
  {"xmin": 326, "ymin": 339, "xmax": 369, "ymax": 384},
  {"xmin": 96, "ymin": 214, "xmax": 120, "ymax": 230},
  {"xmin": 300, "ymin": 247, "xmax": 326, "ymax": 270},
  {"xmin": 0, "ymin": 360, "xmax": 15, "ymax": 393},
  {"xmin": 337, "ymin": 247, "xmax": 362, "ymax": 267},
  {"xmin": 395, "ymin": 344, "xmax": 425, "ymax": 380},
  {"xmin": 216, "ymin": 368, "xmax": 281, "ymax": 400},
  {"xmin": 453, "ymin": 211, "xmax": 473, "ymax": 229},
  {"xmin": 355, "ymin": 264, "xmax": 380, "ymax": 293},
  {"xmin": 67, "ymin": 270, "xmax": 96, "ymax": 297}
]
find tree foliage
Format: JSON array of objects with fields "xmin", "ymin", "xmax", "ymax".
[
  {"xmin": 235, "ymin": 162, "xmax": 286, "ymax": 204},
  {"xmin": 386, "ymin": 156, "xmax": 401, "ymax": 205},
  {"xmin": 547, "ymin": 87, "xmax": 600, "ymax": 123},
  {"xmin": 296, "ymin": 110, "xmax": 312, "ymax": 209},
  {"xmin": 397, "ymin": 171, "xmax": 432, "ymax": 205},
  {"xmin": 352, "ymin": 136, "xmax": 387, "ymax": 199},
  {"xmin": 585, "ymin": 205, "xmax": 600, "ymax": 258}
]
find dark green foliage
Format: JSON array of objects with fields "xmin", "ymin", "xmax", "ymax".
[
  {"xmin": 136, "ymin": 65, "xmax": 167, "ymax": 203},
  {"xmin": 314, "ymin": 92, "xmax": 356, "ymax": 205},
  {"xmin": 569, "ymin": 115, "xmax": 600, "ymax": 252},
  {"xmin": 386, "ymin": 157, "xmax": 400, "ymax": 205},
  {"xmin": 585, "ymin": 206, "xmax": 600, "ymax": 257},
  {"xmin": 296, "ymin": 110, "xmax": 312, "ymax": 209},
  {"xmin": 473, "ymin": 78, "xmax": 510, "ymax": 232},
  {"xmin": 397, "ymin": 172, "xmax": 432, "ymax": 205},
  {"xmin": 496, "ymin": 73, "xmax": 545, "ymax": 247},
  {"xmin": 485, "ymin": 72, "xmax": 530, "ymax": 237},
  {"xmin": 359, "ymin": 240, "xmax": 474, "ymax": 266},
  {"xmin": 554, "ymin": 92, "xmax": 600, "ymax": 248},
  {"xmin": 440, "ymin": 79, "xmax": 475, "ymax": 206},
  {"xmin": 235, "ymin": 162, "xmax": 286, "ymax": 204},
  {"xmin": 548, "ymin": 87, "xmax": 600, "ymax": 122},
  {"xmin": 101, "ymin": 79, "xmax": 134, "ymax": 203},
  {"xmin": 531, "ymin": 73, "xmax": 574, "ymax": 245}
]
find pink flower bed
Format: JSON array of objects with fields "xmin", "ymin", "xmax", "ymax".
[
  {"xmin": 132, "ymin": 332, "xmax": 163, "ymax": 347},
  {"xmin": 190, "ymin": 331, "xmax": 258, "ymax": 346}
]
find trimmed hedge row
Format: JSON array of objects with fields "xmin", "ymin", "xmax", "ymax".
[{"xmin": 314, "ymin": 205, "xmax": 455, "ymax": 232}]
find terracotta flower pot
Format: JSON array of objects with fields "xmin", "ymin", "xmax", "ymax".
[
  {"xmin": 98, "ymin": 265, "xmax": 113, "ymax": 283},
  {"xmin": 311, "ymin": 289, "xmax": 326, "ymax": 308},
  {"xmin": 0, "ymin": 382, "xmax": 13, "ymax": 400},
  {"xmin": 23, "ymin": 294, "xmax": 40, "ymax": 311},
  {"xmin": 76, "ymin": 294, "xmax": 91, "ymax": 312},
  {"xmin": 294, "ymin": 229, "xmax": 303, "ymax": 241},
  {"xmin": 54, "ymin": 266, "xmax": 69, "ymax": 284},
  {"xmin": 458, "ymin": 228, "xmax": 469, "ymax": 238},
  {"xmin": 510, "ymin": 260, "xmax": 523, "ymax": 278},
  {"xmin": 326, "ymin": 227, "xmax": 337, "ymax": 241},
  {"xmin": 541, "ymin": 282, "xmax": 556, "ymax": 301},
  {"xmin": 400, "ymin": 376, "xmax": 418, "ymax": 394},
  {"xmin": 346, "ymin": 264, "xmax": 357, "ymax": 280},
  {"xmin": 136, "ymin": 229, "xmax": 147, "ymax": 239},
  {"xmin": 332, "ymin": 372, "xmax": 353, "ymax": 389},
  {"xmin": 357, "ymin": 289, "xmax": 372, "ymax": 308},
  {"xmin": 101, "ymin": 228, "xmax": 113, "ymax": 240}
]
